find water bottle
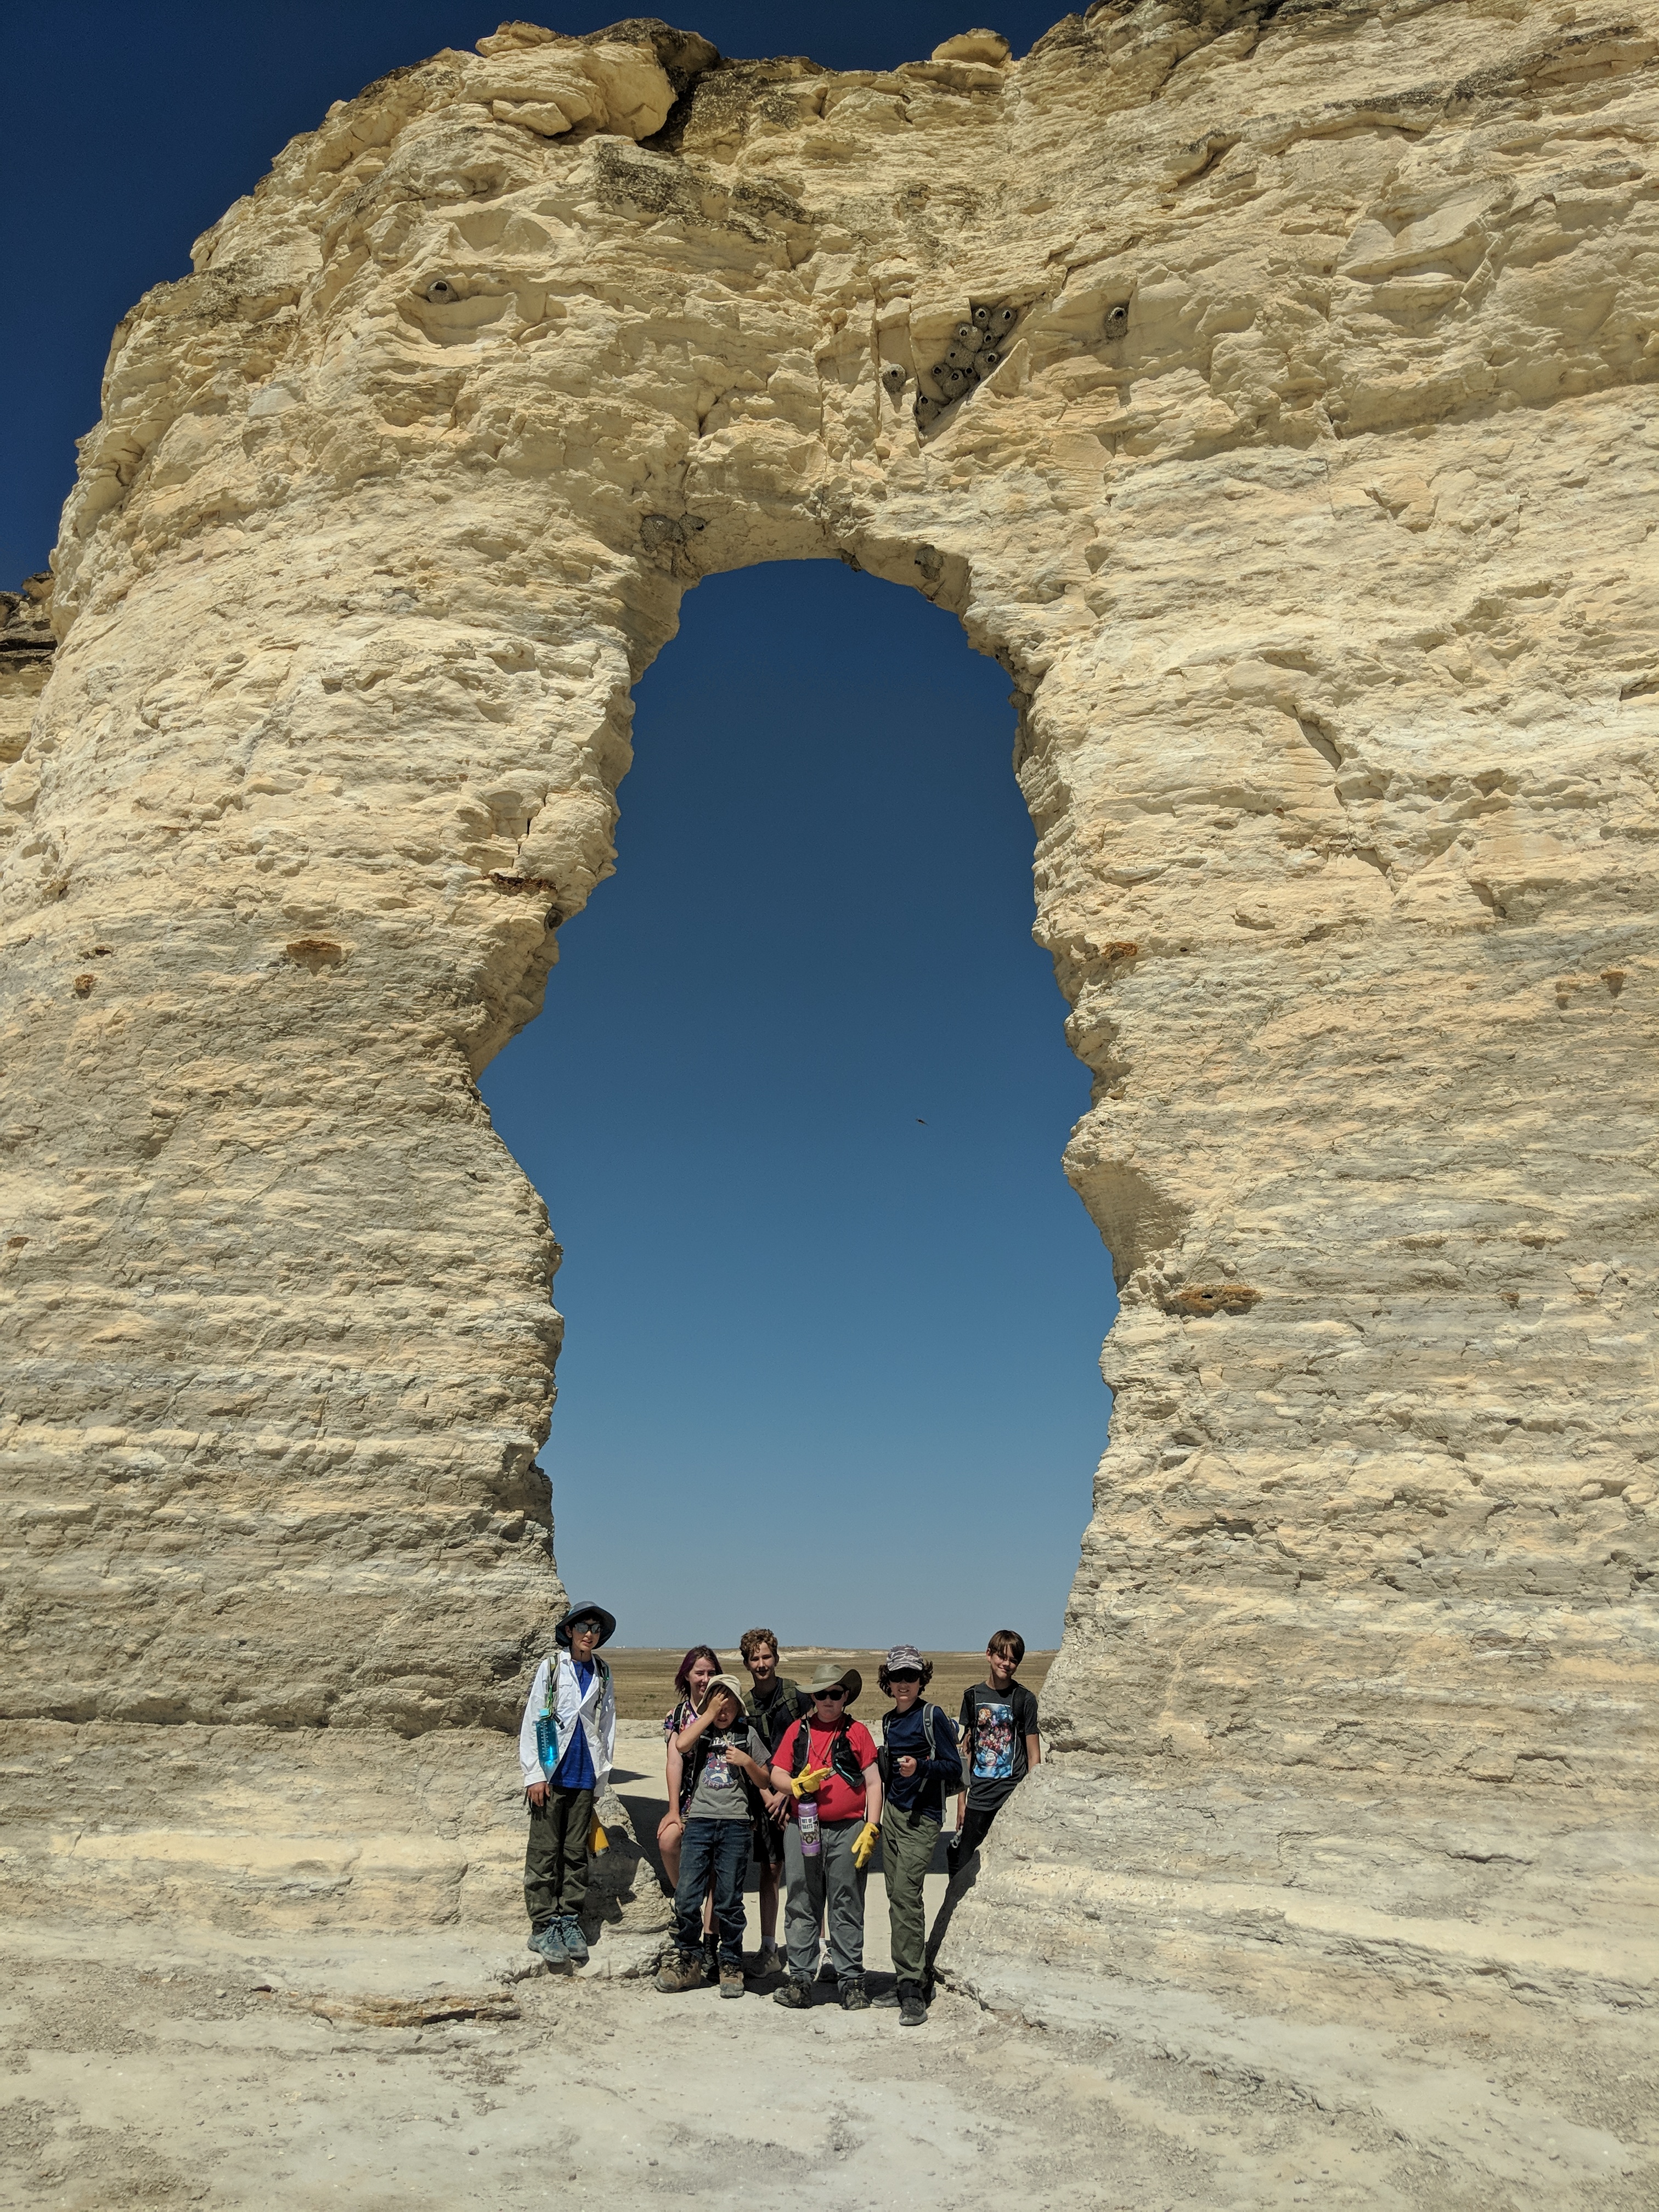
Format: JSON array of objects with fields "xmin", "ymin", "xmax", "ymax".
[{"xmin": 798, "ymin": 1802, "xmax": 820, "ymax": 1858}]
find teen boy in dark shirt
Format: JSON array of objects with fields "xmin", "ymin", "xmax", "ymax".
[
  {"xmin": 947, "ymin": 1628, "xmax": 1040, "ymax": 1879},
  {"xmin": 739, "ymin": 1627, "xmax": 809, "ymax": 1976}
]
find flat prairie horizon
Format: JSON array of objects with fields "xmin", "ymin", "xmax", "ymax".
[{"xmin": 602, "ymin": 1646, "xmax": 1056, "ymax": 1722}]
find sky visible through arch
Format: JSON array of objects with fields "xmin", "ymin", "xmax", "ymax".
[
  {"xmin": 3, "ymin": 0, "xmax": 1118, "ymax": 1651},
  {"xmin": 484, "ymin": 562, "xmax": 1116, "ymax": 1651}
]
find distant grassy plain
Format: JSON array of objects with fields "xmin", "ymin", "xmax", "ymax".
[{"xmin": 605, "ymin": 1648, "xmax": 1056, "ymax": 1724}]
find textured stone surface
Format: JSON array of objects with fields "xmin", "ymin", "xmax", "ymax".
[{"xmin": 1, "ymin": 3, "xmax": 1657, "ymax": 2180}]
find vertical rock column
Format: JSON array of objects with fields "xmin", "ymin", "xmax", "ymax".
[{"xmin": 0, "ymin": 479, "xmax": 685, "ymax": 1728}]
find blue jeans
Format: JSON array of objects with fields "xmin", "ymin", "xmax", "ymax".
[{"xmin": 673, "ymin": 1818, "xmax": 750, "ymax": 1967}]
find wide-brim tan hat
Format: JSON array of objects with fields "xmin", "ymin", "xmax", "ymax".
[
  {"xmin": 696, "ymin": 1672, "xmax": 748, "ymax": 1715},
  {"xmin": 805, "ymin": 1661, "xmax": 862, "ymax": 1703}
]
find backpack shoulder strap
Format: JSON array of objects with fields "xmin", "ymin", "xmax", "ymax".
[{"xmin": 788, "ymin": 1716, "xmax": 811, "ymax": 1773}]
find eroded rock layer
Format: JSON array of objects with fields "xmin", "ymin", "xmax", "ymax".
[{"xmin": 2, "ymin": 2, "xmax": 1656, "ymax": 2147}]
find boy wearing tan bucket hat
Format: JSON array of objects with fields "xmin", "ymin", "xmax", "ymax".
[
  {"xmin": 655, "ymin": 1674, "xmax": 773, "ymax": 1999},
  {"xmin": 765, "ymin": 1662, "xmax": 883, "ymax": 2012}
]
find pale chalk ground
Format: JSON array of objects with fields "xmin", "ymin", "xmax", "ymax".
[{"xmin": 0, "ymin": 1723, "xmax": 1562, "ymax": 2211}]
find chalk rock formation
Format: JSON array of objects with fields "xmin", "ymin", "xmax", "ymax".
[{"xmin": 2, "ymin": 1, "xmax": 1657, "ymax": 2179}]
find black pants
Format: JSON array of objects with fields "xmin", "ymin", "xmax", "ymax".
[
  {"xmin": 946, "ymin": 1801, "xmax": 1001, "ymax": 1874},
  {"xmin": 524, "ymin": 1785, "xmax": 594, "ymax": 1928}
]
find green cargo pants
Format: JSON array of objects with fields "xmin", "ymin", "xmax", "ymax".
[
  {"xmin": 524, "ymin": 1785, "xmax": 594, "ymax": 1930},
  {"xmin": 881, "ymin": 1804, "xmax": 940, "ymax": 1984}
]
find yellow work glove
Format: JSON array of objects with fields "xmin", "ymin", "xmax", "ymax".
[
  {"xmin": 786, "ymin": 1765, "xmax": 833, "ymax": 1801},
  {"xmin": 851, "ymin": 1820, "xmax": 881, "ymax": 1872}
]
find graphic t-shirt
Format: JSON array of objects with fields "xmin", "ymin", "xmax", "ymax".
[
  {"xmin": 785, "ymin": 1719, "xmax": 878, "ymax": 1825},
  {"xmin": 685, "ymin": 1722, "xmax": 769, "ymax": 1822},
  {"xmin": 957, "ymin": 1680, "xmax": 1039, "ymax": 1812}
]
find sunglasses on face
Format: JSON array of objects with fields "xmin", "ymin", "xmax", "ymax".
[{"xmin": 812, "ymin": 1688, "xmax": 847, "ymax": 1702}]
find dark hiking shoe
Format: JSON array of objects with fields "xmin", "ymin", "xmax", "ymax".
[
  {"xmin": 871, "ymin": 1983, "xmax": 900, "ymax": 2008},
  {"xmin": 528, "ymin": 1925, "xmax": 567, "ymax": 1965},
  {"xmin": 655, "ymin": 1949, "xmax": 707, "ymax": 1994},
  {"xmin": 898, "ymin": 1979, "xmax": 927, "ymax": 2026},
  {"xmin": 719, "ymin": 1962, "xmax": 746, "ymax": 2000},
  {"xmin": 838, "ymin": 1974, "xmax": 871, "ymax": 2012},
  {"xmin": 560, "ymin": 1915, "xmax": 589, "ymax": 1967},
  {"xmin": 773, "ymin": 1976, "xmax": 813, "ymax": 2009}
]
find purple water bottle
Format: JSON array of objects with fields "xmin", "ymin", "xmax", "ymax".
[{"xmin": 798, "ymin": 1802, "xmax": 820, "ymax": 1858}]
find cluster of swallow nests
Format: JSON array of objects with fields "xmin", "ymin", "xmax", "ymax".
[{"xmin": 881, "ymin": 301, "xmax": 1021, "ymax": 433}]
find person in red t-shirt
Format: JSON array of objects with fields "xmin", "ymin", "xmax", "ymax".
[{"xmin": 765, "ymin": 1661, "xmax": 883, "ymax": 2011}]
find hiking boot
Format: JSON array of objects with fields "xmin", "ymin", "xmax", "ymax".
[
  {"xmin": 755, "ymin": 1943, "xmax": 786, "ymax": 1979},
  {"xmin": 838, "ymin": 1973, "xmax": 871, "ymax": 2012},
  {"xmin": 528, "ymin": 1923, "xmax": 567, "ymax": 1965},
  {"xmin": 872, "ymin": 1983, "xmax": 900, "ymax": 2008},
  {"xmin": 898, "ymin": 1979, "xmax": 927, "ymax": 2027},
  {"xmin": 772, "ymin": 1975, "xmax": 813, "ymax": 2009},
  {"xmin": 560, "ymin": 1914, "xmax": 589, "ymax": 1967},
  {"xmin": 719, "ymin": 1962, "xmax": 746, "ymax": 2000},
  {"xmin": 655, "ymin": 1949, "xmax": 707, "ymax": 1994}
]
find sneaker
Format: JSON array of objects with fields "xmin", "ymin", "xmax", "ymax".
[
  {"xmin": 898, "ymin": 1979, "xmax": 927, "ymax": 2027},
  {"xmin": 772, "ymin": 1976, "xmax": 813, "ymax": 2009},
  {"xmin": 561, "ymin": 1914, "xmax": 589, "ymax": 1967},
  {"xmin": 719, "ymin": 1962, "xmax": 745, "ymax": 2000},
  {"xmin": 528, "ymin": 1923, "xmax": 567, "ymax": 1965},
  {"xmin": 838, "ymin": 1974, "xmax": 871, "ymax": 2012},
  {"xmin": 654, "ymin": 1949, "xmax": 707, "ymax": 1994}
]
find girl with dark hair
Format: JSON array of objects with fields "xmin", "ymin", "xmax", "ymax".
[{"xmin": 658, "ymin": 1646, "xmax": 721, "ymax": 1918}]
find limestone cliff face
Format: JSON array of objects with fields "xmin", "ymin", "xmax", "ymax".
[{"xmin": 2, "ymin": 0, "xmax": 1654, "ymax": 1869}]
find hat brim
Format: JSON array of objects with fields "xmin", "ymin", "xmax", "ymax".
[
  {"xmin": 556, "ymin": 1602, "xmax": 617, "ymax": 1647},
  {"xmin": 697, "ymin": 1674, "xmax": 747, "ymax": 1715},
  {"xmin": 807, "ymin": 1667, "xmax": 862, "ymax": 1703}
]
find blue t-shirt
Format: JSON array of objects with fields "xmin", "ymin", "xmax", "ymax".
[{"xmin": 552, "ymin": 1660, "xmax": 596, "ymax": 1789}]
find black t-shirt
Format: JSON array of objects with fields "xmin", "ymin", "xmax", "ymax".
[
  {"xmin": 745, "ymin": 1674, "xmax": 809, "ymax": 1756},
  {"xmin": 958, "ymin": 1680, "xmax": 1039, "ymax": 1811}
]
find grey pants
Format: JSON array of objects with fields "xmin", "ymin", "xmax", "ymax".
[
  {"xmin": 781, "ymin": 1816, "xmax": 866, "ymax": 1982},
  {"xmin": 524, "ymin": 1785, "xmax": 593, "ymax": 1928},
  {"xmin": 881, "ymin": 1805, "xmax": 939, "ymax": 1984}
]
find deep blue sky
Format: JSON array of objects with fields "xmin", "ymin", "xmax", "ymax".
[{"xmin": 4, "ymin": 4, "xmax": 1115, "ymax": 1650}]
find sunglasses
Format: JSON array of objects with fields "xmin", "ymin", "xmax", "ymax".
[{"xmin": 812, "ymin": 1688, "xmax": 847, "ymax": 1702}]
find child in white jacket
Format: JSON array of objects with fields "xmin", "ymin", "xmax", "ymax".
[{"xmin": 518, "ymin": 1599, "xmax": 617, "ymax": 1967}]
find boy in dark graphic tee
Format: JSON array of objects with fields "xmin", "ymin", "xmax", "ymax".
[{"xmin": 946, "ymin": 1627, "xmax": 1040, "ymax": 1880}]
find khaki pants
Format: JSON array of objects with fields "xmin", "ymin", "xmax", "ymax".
[
  {"xmin": 881, "ymin": 1805, "xmax": 939, "ymax": 1984},
  {"xmin": 524, "ymin": 1785, "xmax": 593, "ymax": 1928}
]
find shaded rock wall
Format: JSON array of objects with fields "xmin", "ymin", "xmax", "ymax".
[{"xmin": 1, "ymin": 1, "xmax": 1655, "ymax": 2083}]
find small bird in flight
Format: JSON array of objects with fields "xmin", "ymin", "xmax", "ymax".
[{"xmin": 916, "ymin": 1118, "xmax": 927, "ymax": 1125}]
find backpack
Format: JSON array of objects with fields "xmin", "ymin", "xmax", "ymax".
[
  {"xmin": 876, "ymin": 1702, "xmax": 949, "ymax": 1790},
  {"xmin": 785, "ymin": 1714, "xmax": 867, "ymax": 1795}
]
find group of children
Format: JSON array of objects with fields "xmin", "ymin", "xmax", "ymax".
[{"xmin": 518, "ymin": 1605, "xmax": 1040, "ymax": 2025}]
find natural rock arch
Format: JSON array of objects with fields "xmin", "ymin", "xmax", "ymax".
[{"xmin": 2, "ymin": 2, "xmax": 1655, "ymax": 2135}]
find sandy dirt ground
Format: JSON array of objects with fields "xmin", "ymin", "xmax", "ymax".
[{"xmin": 3, "ymin": 1720, "xmax": 1643, "ymax": 2211}]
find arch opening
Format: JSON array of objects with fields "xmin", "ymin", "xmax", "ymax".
[{"xmin": 478, "ymin": 556, "xmax": 1119, "ymax": 1650}]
